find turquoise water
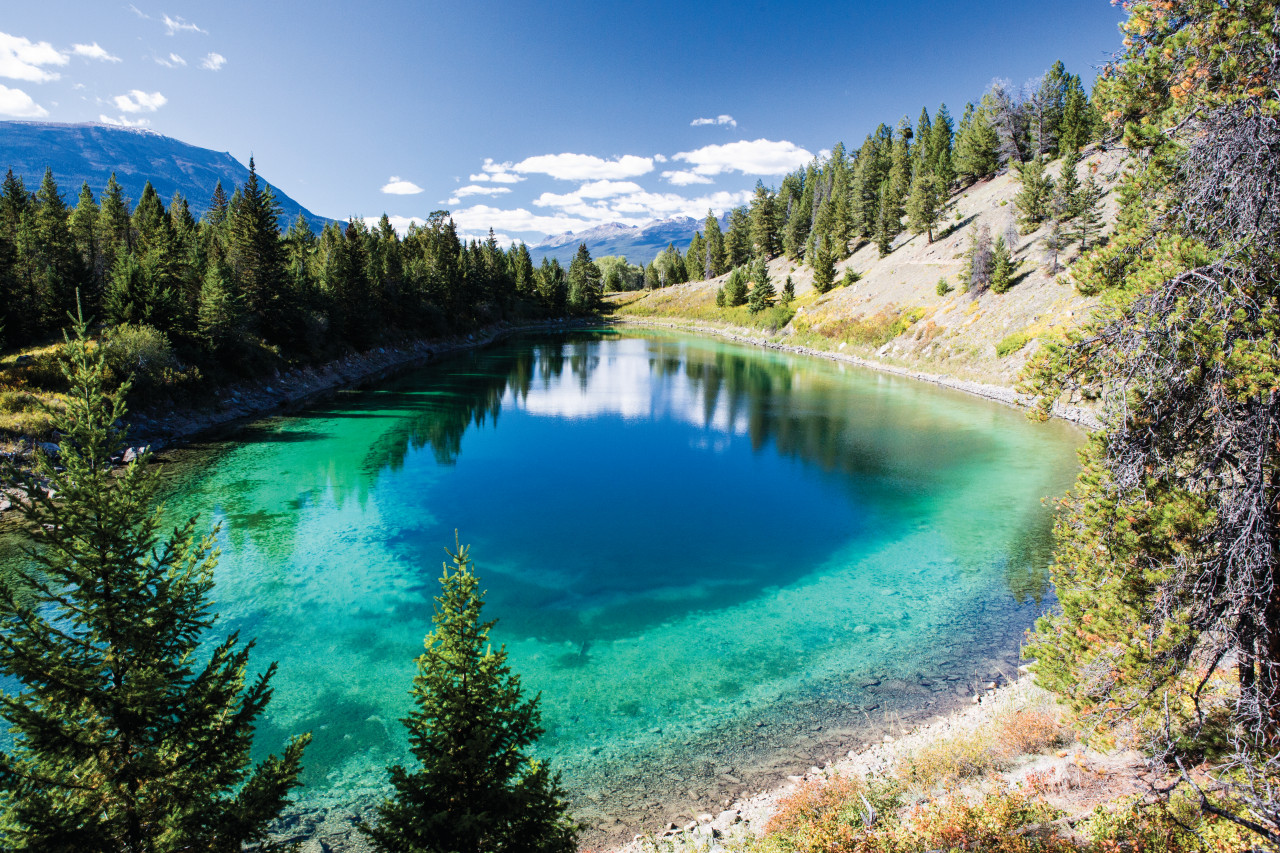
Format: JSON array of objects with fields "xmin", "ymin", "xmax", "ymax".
[{"xmin": 2, "ymin": 329, "xmax": 1083, "ymax": 825}]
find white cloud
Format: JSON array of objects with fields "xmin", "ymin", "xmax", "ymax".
[
  {"xmin": 487, "ymin": 171, "xmax": 522, "ymax": 184},
  {"xmin": 0, "ymin": 84, "xmax": 48, "ymax": 117},
  {"xmin": 673, "ymin": 138, "xmax": 813, "ymax": 177},
  {"xmin": 511, "ymin": 152, "xmax": 654, "ymax": 181},
  {"xmin": 653, "ymin": 153, "xmax": 668, "ymax": 163},
  {"xmin": 128, "ymin": 4, "xmax": 150, "ymax": 19},
  {"xmin": 449, "ymin": 205, "xmax": 600, "ymax": 236},
  {"xmin": 454, "ymin": 184, "xmax": 512, "ymax": 198},
  {"xmin": 691, "ymin": 114, "xmax": 737, "ymax": 128},
  {"xmin": 113, "ymin": 89, "xmax": 166, "ymax": 112},
  {"xmin": 0, "ymin": 32, "xmax": 69, "ymax": 83},
  {"xmin": 381, "ymin": 176, "xmax": 424, "ymax": 195},
  {"xmin": 662, "ymin": 170, "xmax": 714, "ymax": 186},
  {"xmin": 99, "ymin": 113, "xmax": 149, "ymax": 127},
  {"xmin": 72, "ymin": 43, "xmax": 121, "ymax": 63},
  {"xmin": 163, "ymin": 14, "xmax": 206, "ymax": 35},
  {"xmin": 156, "ymin": 52, "xmax": 186, "ymax": 67},
  {"xmin": 200, "ymin": 52, "xmax": 225, "ymax": 71}
]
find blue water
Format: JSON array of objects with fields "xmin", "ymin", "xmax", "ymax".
[{"xmin": 2, "ymin": 329, "xmax": 1083, "ymax": 827}]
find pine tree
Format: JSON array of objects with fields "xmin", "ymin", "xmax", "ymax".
[
  {"xmin": 0, "ymin": 316, "xmax": 309, "ymax": 851},
  {"xmin": 362, "ymin": 541, "xmax": 578, "ymax": 853},
  {"xmin": 874, "ymin": 180, "xmax": 901, "ymax": 257},
  {"xmin": 905, "ymin": 171, "xmax": 944, "ymax": 243},
  {"xmin": 1073, "ymin": 172, "xmax": 1104, "ymax": 251},
  {"xmin": 725, "ymin": 207, "xmax": 753, "ymax": 269},
  {"xmin": 749, "ymin": 181, "xmax": 780, "ymax": 258},
  {"xmin": 227, "ymin": 157, "xmax": 288, "ymax": 337},
  {"xmin": 1014, "ymin": 156, "xmax": 1055, "ymax": 232},
  {"xmin": 566, "ymin": 243, "xmax": 601, "ymax": 313},
  {"xmin": 1053, "ymin": 148, "xmax": 1083, "ymax": 221},
  {"xmin": 780, "ymin": 275, "xmax": 795, "ymax": 304},
  {"xmin": 747, "ymin": 257, "xmax": 775, "ymax": 314},
  {"xmin": 953, "ymin": 103, "xmax": 998, "ymax": 185},
  {"xmin": 811, "ymin": 241, "xmax": 835, "ymax": 294},
  {"xmin": 703, "ymin": 210, "xmax": 725, "ymax": 279},
  {"xmin": 962, "ymin": 224, "xmax": 993, "ymax": 293},
  {"xmin": 989, "ymin": 234, "xmax": 1013, "ymax": 293},
  {"xmin": 723, "ymin": 266, "xmax": 749, "ymax": 307}
]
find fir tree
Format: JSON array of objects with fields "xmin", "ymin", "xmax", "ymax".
[
  {"xmin": 780, "ymin": 275, "xmax": 795, "ymax": 304},
  {"xmin": 905, "ymin": 171, "xmax": 944, "ymax": 243},
  {"xmin": 747, "ymin": 258, "xmax": 775, "ymax": 313},
  {"xmin": 811, "ymin": 241, "xmax": 836, "ymax": 294},
  {"xmin": 989, "ymin": 234, "xmax": 1013, "ymax": 293},
  {"xmin": 749, "ymin": 181, "xmax": 780, "ymax": 258},
  {"xmin": 1073, "ymin": 172, "xmax": 1104, "ymax": 251},
  {"xmin": 1013, "ymin": 156, "xmax": 1055, "ymax": 232},
  {"xmin": 362, "ymin": 541, "xmax": 578, "ymax": 853},
  {"xmin": 953, "ymin": 102, "xmax": 999, "ymax": 184},
  {"xmin": 722, "ymin": 266, "xmax": 749, "ymax": 306},
  {"xmin": 1053, "ymin": 148, "xmax": 1083, "ymax": 221},
  {"xmin": 703, "ymin": 210, "xmax": 725, "ymax": 279},
  {"xmin": 566, "ymin": 243, "xmax": 601, "ymax": 313},
  {"xmin": 0, "ymin": 317, "xmax": 309, "ymax": 851}
]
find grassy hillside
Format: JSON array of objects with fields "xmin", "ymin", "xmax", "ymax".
[{"xmin": 611, "ymin": 146, "xmax": 1125, "ymax": 391}]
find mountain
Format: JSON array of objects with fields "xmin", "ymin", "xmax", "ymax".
[
  {"xmin": 532, "ymin": 215, "xmax": 726, "ymax": 266},
  {"xmin": 0, "ymin": 121, "xmax": 334, "ymax": 231}
]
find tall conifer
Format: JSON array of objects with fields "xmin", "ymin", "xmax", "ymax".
[{"xmin": 0, "ymin": 317, "xmax": 309, "ymax": 851}]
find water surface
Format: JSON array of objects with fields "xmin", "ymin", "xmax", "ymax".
[{"xmin": 3, "ymin": 329, "xmax": 1083, "ymax": 830}]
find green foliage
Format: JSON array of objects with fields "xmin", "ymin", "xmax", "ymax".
[
  {"xmin": 905, "ymin": 170, "xmax": 944, "ymax": 242},
  {"xmin": 723, "ymin": 266, "xmax": 749, "ymax": 307},
  {"xmin": 996, "ymin": 330, "xmax": 1033, "ymax": 357},
  {"xmin": 1014, "ymin": 156, "xmax": 1056, "ymax": 232},
  {"xmin": 936, "ymin": 276, "xmax": 953, "ymax": 296},
  {"xmin": 747, "ymin": 258, "xmax": 776, "ymax": 314},
  {"xmin": 811, "ymin": 243, "xmax": 836, "ymax": 294},
  {"xmin": 566, "ymin": 243, "xmax": 602, "ymax": 314},
  {"xmin": 0, "ymin": 318, "xmax": 308, "ymax": 851},
  {"xmin": 990, "ymin": 234, "xmax": 1014, "ymax": 293},
  {"xmin": 362, "ymin": 541, "xmax": 578, "ymax": 853},
  {"xmin": 780, "ymin": 275, "xmax": 795, "ymax": 305}
]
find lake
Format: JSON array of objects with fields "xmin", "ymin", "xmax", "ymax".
[{"xmin": 2, "ymin": 328, "xmax": 1083, "ymax": 835}]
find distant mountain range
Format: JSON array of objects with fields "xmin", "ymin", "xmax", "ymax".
[
  {"xmin": 0, "ymin": 121, "xmax": 334, "ymax": 231},
  {"xmin": 532, "ymin": 214, "xmax": 728, "ymax": 266}
]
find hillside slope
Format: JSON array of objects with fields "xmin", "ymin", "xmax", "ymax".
[
  {"xmin": 613, "ymin": 146, "xmax": 1124, "ymax": 393},
  {"xmin": 0, "ymin": 121, "xmax": 334, "ymax": 231}
]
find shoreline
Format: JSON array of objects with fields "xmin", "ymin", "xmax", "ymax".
[{"xmin": 611, "ymin": 316, "xmax": 1101, "ymax": 430}]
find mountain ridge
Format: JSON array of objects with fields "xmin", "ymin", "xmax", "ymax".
[{"xmin": 0, "ymin": 120, "xmax": 334, "ymax": 232}]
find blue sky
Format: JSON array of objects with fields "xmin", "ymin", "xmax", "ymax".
[{"xmin": 1, "ymin": 1, "xmax": 1125, "ymax": 244}]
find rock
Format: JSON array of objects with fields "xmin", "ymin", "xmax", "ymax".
[
  {"xmin": 38, "ymin": 442, "xmax": 60, "ymax": 457},
  {"xmin": 14, "ymin": 355, "xmax": 33, "ymax": 366},
  {"xmin": 697, "ymin": 813, "xmax": 714, "ymax": 823},
  {"xmin": 122, "ymin": 446, "xmax": 148, "ymax": 463},
  {"xmin": 882, "ymin": 735, "xmax": 894, "ymax": 743},
  {"xmin": 853, "ymin": 624, "xmax": 872, "ymax": 633}
]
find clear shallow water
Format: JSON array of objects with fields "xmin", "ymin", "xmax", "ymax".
[{"xmin": 1, "ymin": 329, "xmax": 1082, "ymax": 825}]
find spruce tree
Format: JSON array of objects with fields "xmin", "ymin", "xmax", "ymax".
[
  {"xmin": 905, "ymin": 171, "xmax": 943, "ymax": 243},
  {"xmin": 1073, "ymin": 172, "xmax": 1104, "ymax": 251},
  {"xmin": 780, "ymin": 275, "xmax": 795, "ymax": 305},
  {"xmin": 1014, "ymin": 156, "xmax": 1055, "ymax": 232},
  {"xmin": 566, "ymin": 243, "xmax": 601, "ymax": 314},
  {"xmin": 989, "ymin": 234, "xmax": 1013, "ymax": 293},
  {"xmin": 723, "ymin": 266, "xmax": 749, "ymax": 307},
  {"xmin": 362, "ymin": 541, "xmax": 578, "ymax": 853},
  {"xmin": 0, "ymin": 316, "xmax": 309, "ymax": 851},
  {"xmin": 811, "ymin": 242, "xmax": 835, "ymax": 294},
  {"xmin": 1052, "ymin": 148, "xmax": 1083, "ymax": 222},
  {"xmin": 747, "ymin": 257, "xmax": 775, "ymax": 313}
]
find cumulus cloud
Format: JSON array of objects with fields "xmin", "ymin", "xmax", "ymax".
[
  {"xmin": 661, "ymin": 170, "xmax": 714, "ymax": 186},
  {"xmin": 0, "ymin": 32, "xmax": 69, "ymax": 83},
  {"xmin": 98, "ymin": 113, "xmax": 149, "ymax": 127},
  {"xmin": 163, "ymin": 14, "xmax": 206, "ymax": 35},
  {"xmin": 448, "ymin": 205, "xmax": 601, "ymax": 236},
  {"xmin": 72, "ymin": 43, "xmax": 121, "ymax": 62},
  {"xmin": 691, "ymin": 114, "xmax": 736, "ymax": 128},
  {"xmin": 454, "ymin": 184, "xmax": 512, "ymax": 198},
  {"xmin": 113, "ymin": 89, "xmax": 166, "ymax": 112},
  {"xmin": 511, "ymin": 152, "xmax": 654, "ymax": 181},
  {"xmin": 201, "ymin": 52, "xmax": 225, "ymax": 71},
  {"xmin": 381, "ymin": 176, "xmax": 424, "ymax": 195},
  {"xmin": 673, "ymin": 138, "xmax": 813, "ymax": 177},
  {"xmin": 0, "ymin": 84, "xmax": 48, "ymax": 117},
  {"xmin": 363, "ymin": 214, "xmax": 515, "ymax": 246},
  {"xmin": 156, "ymin": 52, "xmax": 186, "ymax": 67}
]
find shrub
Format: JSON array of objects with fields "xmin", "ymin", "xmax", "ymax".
[
  {"xmin": 936, "ymin": 277, "xmax": 953, "ymax": 296},
  {"xmin": 996, "ymin": 330, "xmax": 1034, "ymax": 358}
]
